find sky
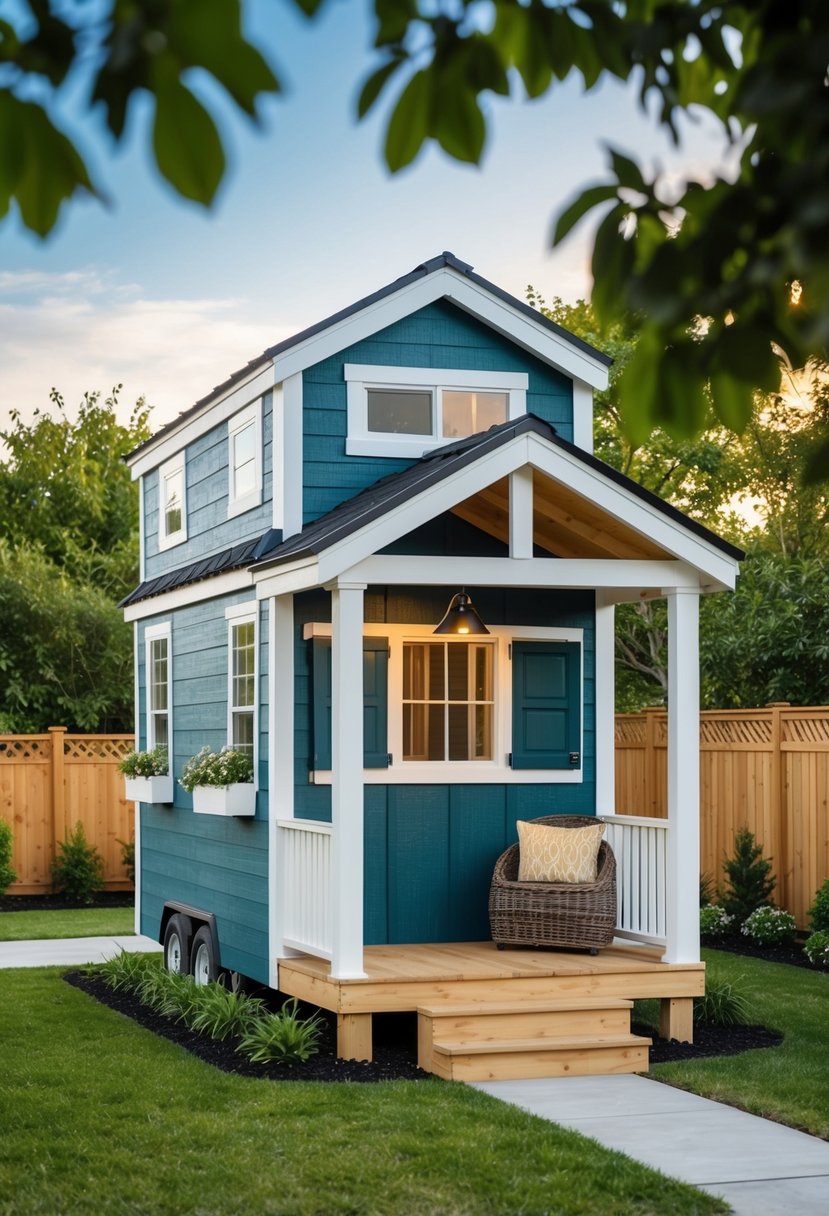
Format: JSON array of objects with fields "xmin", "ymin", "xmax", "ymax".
[{"xmin": 0, "ymin": 2, "xmax": 736, "ymax": 435}]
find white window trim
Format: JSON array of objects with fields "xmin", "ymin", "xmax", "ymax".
[
  {"xmin": 227, "ymin": 400, "xmax": 263, "ymax": 519},
  {"xmin": 226, "ymin": 602, "xmax": 259, "ymax": 784},
  {"xmin": 144, "ymin": 622, "xmax": 172, "ymax": 753},
  {"xmin": 303, "ymin": 622, "xmax": 583, "ymax": 785},
  {"xmin": 157, "ymin": 454, "xmax": 187, "ymax": 550},
  {"xmin": 344, "ymin": 365, "xmax": 528, "ymax": 458}
]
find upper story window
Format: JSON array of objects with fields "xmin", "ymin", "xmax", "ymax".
[
  {"xmin": 345, "ymin": 365, "xmax": 528, "ymax": 458},
  {"xmin": 228, "ymin": 401, "xmax": 262, "ymax": 518},
  {"xmin": 158, "ymin": 456, "xmax": 186, "ymax": 550},
  {"xmin": 226, "ymin": 605, "xmax": 257, "ymax": 762},
  {"xmin": 145, "ymin": 623, "xmax": 172, "ymax": 751}
]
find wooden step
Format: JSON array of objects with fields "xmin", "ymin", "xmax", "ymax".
[
  {"xmin": 425, "ymin": 1033, "xmax": 652, "ymax": 1082},
  {"xmin": 417, "ymin": 997, "xmax": 633, "ymax": 1045}
]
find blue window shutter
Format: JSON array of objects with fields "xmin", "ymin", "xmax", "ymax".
[
  {"xmin": 312, "ymin": 638, "xmax": 389, "ymax": 770},
  {"xmin": 511, "ymin": 641, "xmax": 581, "ymax": 769}
]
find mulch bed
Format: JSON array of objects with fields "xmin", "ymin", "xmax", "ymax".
[
  {"xmin": 0, "ymin": 892, "xmax": 134, "ymax": 913},
  {"xmin": 703, "ymin": 932, "xmax": 817, "ymax": 970}
]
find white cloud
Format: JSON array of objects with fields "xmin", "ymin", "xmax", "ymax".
[{"xmin": 0, "ymin": 273, "xmax": 289, "ymax": 433}]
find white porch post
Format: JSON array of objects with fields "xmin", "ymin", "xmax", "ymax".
[
  {"xmin": 664, "ymin": 587, "xmax": 701, "ymax": 964},
  {"xmin": 269, "ymin": 593, "xmax": 296, "ymax": 986},
  {"xmin": 330, "ymin": 581, "xmax": 367, "ymax": 979},
  {"xmin": 594, "ymin": 592, "xmax": 616, "ymax": 817}
]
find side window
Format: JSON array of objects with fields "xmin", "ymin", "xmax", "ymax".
[
  {"xmin": 511, "ymin": 641, "xmax": 581, "ymax": 769},
  {"xmin": 227, "ymin": 610, "xmax": 257, "ymax": 758},
  {"xmin": 228, "ymin": 402, "xmax": 262, "ymax": 518},
  {"xmin": 402, "ymin": 641, "xmax": 494, "ymax": 761},
  {"xmin": 158, "ymin": 456, "xmax": 186, "ymax": 549},
  {"xmin": 145, "ymin": 625, "xmax": 172, "ymax": 752}
]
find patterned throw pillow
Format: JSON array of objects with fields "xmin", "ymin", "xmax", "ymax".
[{"xmin": 516, "ymin": 820, "xmax": 605, "ymax": 884}]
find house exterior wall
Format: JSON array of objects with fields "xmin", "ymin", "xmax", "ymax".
[
  {"xmin": 302, "ymin": 300, "xmax": 574, "ymax": 523},
  {"xmin": 292, "ymin": 585, "xmax": 596, "ymax": 945},
  {"xmin": 142, "ymin": 390, "xmax": 274, "ymax": 581},
  {"xmin": 136, "ymin": 593, "xmax": 270, "ymax": 982}
]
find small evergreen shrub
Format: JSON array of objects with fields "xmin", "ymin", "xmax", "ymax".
[
  {"xmin": 803, "ymin": 930, "xmax": 829, "ymax": 969},
  {"xmin": 238, "ymin": 998, "xmax": 324, "ymax": 1064},
  {"xmin": 50, "ymin": 822, "xmax": 104, "ymax": 904},
  {"xmin": 699, "ymin": 904, "xmax": 733, "ymax": 939},
  {"xmin": 807, "ymin": 879, "xmax": 829, "ymax": 933},
  {"xmin": 118, "ymin": 836, "xmax": 135, "ymax": 884},
  {"xmin": 694, "ymin": 976, "xmax": 751, "ymax": 1027},
  {"xmin": 721, "ymin": 826, "xmax": 776, "ymax": 923},
  {"xmin": 179, "ymin": 746, "xmax": 253, "ymax": 793},
  {"xmin": 699, "ymin": 872, "xmax": 715, "ymax": 907},
  {"xmin": 119, "ymin": 746, "xmax": 168, "ymax": 778},
  {"xmin": 0, "ymin": 818, "xmax": 17, "ymax": 894},
  {"xmin": 742, "ymin": 906, "xmax": 797, "ymax": 946}
]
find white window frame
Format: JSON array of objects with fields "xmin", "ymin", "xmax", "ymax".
[
  {"xmin": 227, "ymin": 400, "xmax": 263, "ymax": 519},
  {"xmin": 344, "ymin": 365, "xmax": 528, "ymax": 458},
  {"xmin": 144, "ymin": 622, "xmax": 172, "ymax": 753},
  {"xmin": 226, "ymin": 603, "xmax": 258, "ymax": 780},
  {"xmin": 157, "ymin": 454, "xmax": 187, "ymax": 550},
  {"xmin": 303, "ymin": 622, "xmax": 583, "ymax": 785}
]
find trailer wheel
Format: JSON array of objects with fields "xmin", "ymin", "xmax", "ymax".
[
  {"xmin": 190, "ymin": 926, "xmax": 218, "ymax": 986},
  {"xmin": 163, "ymin": 915, "xmax": 189, "ymax": 975}
]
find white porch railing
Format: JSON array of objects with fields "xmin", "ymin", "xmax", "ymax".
[
  {"xmin": 277, "ymin": 819, "xmax": 333, "ymax": 959},
  {"xmin": 601, "ymin": 814, "xmax": 668, "ymax": 947}
]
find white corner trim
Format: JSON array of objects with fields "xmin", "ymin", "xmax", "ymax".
[
  {"xmin": 280, "ymin": 373, "xmax": 304, "ymax": 538},
  {"xmin": 572, "ymin": 380, "xmax": 594, "ymax": 455},
  {"xmin": 594, "ymin": 593, "xmax": 616, "ymax": 816},
  {"xmin": 227, "ymin": 399, "xmax": 263, "ymax": 519},
  {"xmin": 224, "ymin": 600, "xmax": 257, "ymax": 622}
]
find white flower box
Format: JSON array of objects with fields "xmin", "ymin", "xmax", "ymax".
[
  {"xmin": 192, "ymin": 783, "xmax": 256, "ymax": 817},
  {"xmin": 124, "ymin": 774, "xmax": 174, "ymax": 804}
]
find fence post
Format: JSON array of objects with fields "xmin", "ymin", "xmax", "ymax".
[
  {"xmin": 767, "ymin": 702, "xmax": 789, "ymax": 910},
  {"xmin": 48, "ymin": 727, "xmax": 67, "ymax": 880}
]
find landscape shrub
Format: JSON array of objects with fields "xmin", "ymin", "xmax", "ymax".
[
  {"xmin": 699, "ymin": 905, "xmax": 733, "ymax": 940},
  {"xmin": 99, "ymin": 950, "xmax": 156, "ymax": 991},
  {"xmin": 694, "ymin": 976, "xmax": 751, "ymax": 1027},
  {"xmin": 238, "ymin": 998, "xmax": 324, "ymax": 1064},
  {"xmin": 807, "ymin": 879, "xmax": 829, "ymax": 933},
  {"xmin": 118, "ymin": 836, "xmax": 135, "ymax": 884},
  {"xmin": 803, "ymin": 931, "xmax": 829, "ymax": 969},
  {"xmin": 0, "ymin": 819, "xmax": 17, "ymax": 894},
  {"xmin": 699, "ymin": 872, "xmax": 716, "ymax": 906},
  {"xmin": 721, "ymin": 826, "xmax": 776, "ymax": 923},
  {"xmin": 741, "ymin": 906, "xmax": 797, "ymax": 947},
  {"xmin": 188, "ymin": 986, "xmax": 265, "ymax": 1041},
  {"xmin": 50, "ymin": 822, "xmax": 104, "ymax": 904}
]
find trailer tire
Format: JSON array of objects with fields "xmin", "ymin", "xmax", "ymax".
[
  {"xmin": 190, "ymin": 926, "xmax": 218, "ymax": 986},
  {"xmin": 163, "ymin": 915, "xmax": 189, "ymax": 975}
]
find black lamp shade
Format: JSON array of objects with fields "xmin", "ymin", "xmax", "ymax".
[{"xmin": 433, "ymin": 591, "xmax": 490, "ymax": 636}]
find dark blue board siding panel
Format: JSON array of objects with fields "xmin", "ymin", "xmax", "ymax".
[
  {"xmin": 140, "ymin": 805, "xmax": 269, "ymax": 983},
  {"xmin": 293, "ymin": 587, "xmax": 597, "ymax": 945},
  {"xmin": 144, "ymin": 391, "xmax": 274, "ymax": 581},
  {"xmin": 302, "ymin": 300, "xmax": 574, "ymax": 523}
]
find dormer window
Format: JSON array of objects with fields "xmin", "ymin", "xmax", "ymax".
[
  {"xmin": 158, "ymin": 455, "xmax": 186, "ymax": 550},
  {"xmin": 228, "ymin": 401, "xmax": 262, "ymax": 518},
  {"xmin": 346, "ymin": 365, "xmax": 527, "ymax": 458}
]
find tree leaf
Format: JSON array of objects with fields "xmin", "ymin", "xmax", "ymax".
[
  {"xmin": 13, "ymin": 98, "xmax": 94, "ymax": 236},
  {"xmin": 168, "ymin": 0, "xmax": 279, "ymax": 117},
  {"xmin": 804, "ymin": 432, "xmax": 829, "ymax": 485},
  {"xmin": 709, "ymin": 371, "xmax": 754, "ymax": 433},
  {"xmin": 432, "ymin": 72, "xmax": 485, "ymax": 164},
  {"xmin": 357, "ymin": 58, "xmax": 402, "ymax": 119},
  {"xmin": 591, "ymin": 206, "xmax": 635, "ymax": 329},
  {"xmin": 385, "ymin": 69, "xmax": 430, "ymax": 172},
  {"xmin": 152, "ymin": 80, "xmax": 225, "ymax": 205},
  {"xmin": 551, "ymin": 183, "xmax": 618, "ymax": 246},
  {"xmin": 606, "ymin": 145, "xmax": 646, "ymax": 192}
]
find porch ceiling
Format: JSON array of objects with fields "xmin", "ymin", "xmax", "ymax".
[{"xmin": 452, "ymin": 472, "xmax": 674, "ymax": 561}]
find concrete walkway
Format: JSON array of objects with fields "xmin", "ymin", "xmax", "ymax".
[
  {"xmin": 0, "ymin": 935, "xmax": 162, "ymax": 969},
  {"xmin": 473, "ymin": 1074, "xmax": 829, "ymax": 1215}
]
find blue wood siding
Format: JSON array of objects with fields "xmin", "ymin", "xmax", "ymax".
[
  {"xmin": 292, "ymin": 584, "xmax": 596, "ymax": 945},
  {"xmin": 302, "ymin": 300, "xmax": 573, "ymax": 522},
  {"xmin": 137, "ymin": 592, "xmax": 270, "ymax": 983},
  {"xmin": 143, "ymin": 390, "xmax": 274, "ymax": 580}
]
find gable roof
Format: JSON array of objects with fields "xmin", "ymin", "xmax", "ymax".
[{"xmin": 125, "ymin": 253, "xmax": 611, "ymax": 467}]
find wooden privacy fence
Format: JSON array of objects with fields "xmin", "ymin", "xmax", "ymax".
[
  {"xmin": 615, "ymin": 705, "xmax": 829, "ymax": 928},
  {"xmin": 0, "ymin": 728, "xmax": 135, "ymax": 895}
]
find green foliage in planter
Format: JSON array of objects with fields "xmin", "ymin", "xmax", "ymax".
[
  {"xmin": 238, "ymin": 998, "xmax": 324, "ymax": 1065},
  {"xmin": 699, "ymin": 905, "xmax": 733, "ymax": 940},
  {"xmin": 721, "ymin": 826, "xmax": 776, "ymax": 923},
  {"xmin": 807, "ymin": 879, "xmax": 829, "ymax": 933},
  {"xmin": 118, "ymin": 836, "xmax": 135, "ymax": 884},
  {"xmin": 179, "ymin": 745, "xmax": 253, "ymax": 794},
  {"xmin": 119, "ymin": 746, "xmax": 168, "ymax": 778},
  {"xmin": 51, "ymin": 822, "xmax": 104, "ymax": 904},
  {"xmin": 0, "ymin": 818, "xmax": 17, "ymax": 894},
  {"xmin": 741, "ymin": 906, "xmax": 797, "ymax": 946},
  {"xmin": 694, "ymin": 976, "xmax": 751, "ymax": 1027},
  {"xmin": 803, "ymin": 930, "xmax": 829, "ymax": 969}
]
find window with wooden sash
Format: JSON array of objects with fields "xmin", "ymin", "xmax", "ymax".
[
  {"xmin": 145, "ymin": 625, "xmax": 172, "ymax": 752},
  {"xmin": 228, "ymin": 402, "xmax": 262, "ymax": 518},
  {"xmin": 228, "ymin": 615, "xmax": 256, "ymax": 757},
  {"xmin": 158, "ymin": 455, "xmax": 186, "ymax": 549}
]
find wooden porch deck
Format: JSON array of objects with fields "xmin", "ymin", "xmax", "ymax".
[{"xmin": 277, "ymin": 941, "xmax": 705, "ymax": 1080}]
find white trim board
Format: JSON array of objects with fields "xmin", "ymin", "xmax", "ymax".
[{"xmin": 123, "ymin": 569, "xmax": 254, "ymax": 622}]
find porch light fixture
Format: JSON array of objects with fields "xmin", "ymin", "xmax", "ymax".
[{"xmin": 433, "ymin": 590, "xmax": 490, "ymax": 636}]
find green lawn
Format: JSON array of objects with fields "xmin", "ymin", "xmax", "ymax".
[
  {"xmin": 643, "ymin": 948, "xmax": 829, "ymax": 1139},
  {"xmin": 0, "ymin": 967, "xmax": 725, "ymax": 1216},
  {"xmin": 0, "ymin": 906, "xmax": 135, "ymax": 941}
]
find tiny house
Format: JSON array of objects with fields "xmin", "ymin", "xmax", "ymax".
[{"xmin": 122, "ymin": 254, "xmax": 741, "ymax": 1076}]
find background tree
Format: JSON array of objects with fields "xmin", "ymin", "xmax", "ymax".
[
  {"xmin": 3, "ymin": 2, "xmax": 827, "ymax": 471},
  {"xmin": 0, "ymin": 388, "xmax": 150, "ymax": 732}
]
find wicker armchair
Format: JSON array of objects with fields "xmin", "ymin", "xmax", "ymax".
[{"xmin": 488, "ymin": 815, "xmax": 617, "ymax": 953}]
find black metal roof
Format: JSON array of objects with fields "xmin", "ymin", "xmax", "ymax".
[
  {"xmin": 118, "ymin": 537, "xmax": 261, "ymax": 609},
  {"xmin": 125, "ymin": 252, "xmax": 612, "ymax": 463}
]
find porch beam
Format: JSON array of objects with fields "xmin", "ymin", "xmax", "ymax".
[
  {"xmin": 664, "ymin": 587, "xmax": 700, "ymax": 965},
  {"xmin": 594, "ymin": 593, "xmax": 616, "ymax": 816},
  {"xmin": 330, "ymin": 581, "xmax": 367, "ymax": 979},
  {"xmin": 344, "ymin": 554, "xmax": 701, "ymax": 591}
]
